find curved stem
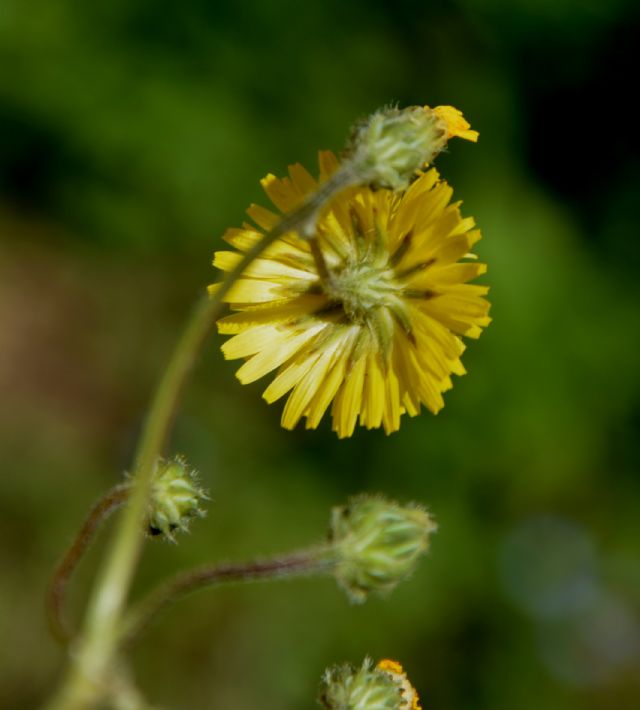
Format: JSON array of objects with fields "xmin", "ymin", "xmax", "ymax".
[
  {"xmin": 47, "ymin": 484, "xmax": 131, "ymax": 645},
  {"xmin": 45, "ymin": 165, "xmax": 357, "ymax": 710},
  {"xmin": 121, "ymin": 549, "xmax": 334, "ymax": 648}
]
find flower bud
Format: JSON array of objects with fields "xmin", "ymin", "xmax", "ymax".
[
  {"xmin": 329, "ymin": 495, "xmax": 436, "ymax": 603},
  {"xmin": 146, "ymin": 456, "xmax": 208, "ymax": 542},
  {"xmin": 346, "ymin": 106, "xmax": 446, "ymax": 190},
  {"xmin": 318, "ymin": 658, "xmax": 421, "ymax": 710},
  {"xmin": 345, "ymin": 104, "xmax": 478, "ymax": 191}
]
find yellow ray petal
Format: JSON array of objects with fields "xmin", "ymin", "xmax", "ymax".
[
  {"xmin": 236, "ymin": 322, "xmax": 327, "ymax": 384},
  {"xmin": 392, "ymin": 330, "xmax": 422, "ymax": 417},
  {"xmin": 305, "ymin": 328, "xmax": 358, "ymax": 429},
  {"xmin": 215, "ymin": 278, "xmax": 286, "ymax": 303},
  {"xmin": 262, "ymin": 350, "xmax": 323, "ymax": 403},
  {"xmin": 281, "ymin": 336, "xmax": 343, "ymax": 430},
  {"xmin": 420, "ymin": 296, "xmax": 492, "ymax": 338},
  {"xmin": 261, "ymin": 173, "xmax": 302, "ymax": 213},
  {"xmin": 213, "ymin": 251, "xmax": 316, "ymax": 282},
  {"xmin": 416, "ymin": 262, "xmax": 487, "ymax": 286},
  {"xmin": 222, "ymin": 227, "xmax": 263, "ymax": 252},
  {"xmin": 411, "ymin": 310, "xmax": 466, "ymax": 361},
  {"xmin": 431, "ymin": 234, "xmax": 475, "ymax": 267},
  {"xmin": 382, "ymin": 365, "xmax": 402, "ymax": 435},
  {"xmin": 288, "ymin": 163, "xmax": 317, "ymax": 195},
  {"xmin": 221, "ymin": 324, "xmax": 284, "ymax": 359},
  {"xmin": 247, "ymin": 203, "xmax": 281, "ymax": 231},
  {"xmin": 360, "ymin": 353, "xmax": 385, "ymax": 429},
  {"xmin": 414, "ymin": 181, "xmax": 453, "ymax": 229},
  {"xmin": 318, "ymin": 150, "xmax": 340, "ymax": 180},
  {"xmin": 332, "ymin": 354, "xmax": 367, "ymax": 438},
  {"xmin": 217, "ymin": 295, "xmax": 327, "ymax": 334}
]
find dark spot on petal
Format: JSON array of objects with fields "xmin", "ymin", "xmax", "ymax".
[
  {"xmin": 397, "ymin": 257, "xmax": 436, "ymax": 279},
  {"xmin": 403, "ymin": 289, "xmax": 438, "ymax": 300},
  {"xmin": 390, "ymin": 229, "xmax": 413, "ymax": 267}
]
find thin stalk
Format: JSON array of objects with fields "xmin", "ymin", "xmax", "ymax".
[
  {"xmin": 309, "ymin": 237, "xmax": 332, "ymax": 285},
  {"xmin": 45, "ymin": 164, "xmax": 358, "ymax": 710},
  {"xmin": 121, "ymin": 549, "xmax": 334, "ymax": 648},
  {"xmin": 47, "ymin": 484, "xmax": 131, "ymax": 645}
]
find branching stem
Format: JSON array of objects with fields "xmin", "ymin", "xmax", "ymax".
[
  {"xmin": 45, "ymin": 163, "xmax": 358, "ymax": 710},
  {"xmin": 47, "ymin": 484, "xmax": 131, "ymax": 645}
]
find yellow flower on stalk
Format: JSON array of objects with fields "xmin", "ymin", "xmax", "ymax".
[{"xmin": 211, "ymin": 153, "xmax": 490, "ymax": 438}]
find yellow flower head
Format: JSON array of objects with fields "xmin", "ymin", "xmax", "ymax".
[
  {"xmin": 376, "ymin": 659, "xmax": 422, "ymax": 710},
  {"xmin": 211, "ymin": 152, "xmax": 490, "ymax": 438}
]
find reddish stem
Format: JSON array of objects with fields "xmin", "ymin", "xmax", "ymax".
[{"xmin": 46, "ymin": 484, "xmax": 130, "ymax": 644}]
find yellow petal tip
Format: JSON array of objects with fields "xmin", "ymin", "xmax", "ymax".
[{"xmin": 430, "ymin": 105, "xmax": 479, "ymax": 142}]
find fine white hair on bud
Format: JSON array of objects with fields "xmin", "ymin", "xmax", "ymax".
[
  {"xmin": 345, "ymin": 105, "xmax": 447, "ymax": 190},
  {"xmin": 145, "ymin": 456, "xmax": 208, "ymax": 542},
  {"xmin": 329, "ymin": 495, "xmax": 437, "ymax": 603},
  {"xmin": 318, "ymin": 657, "xmax": 421, "ymax": 710}
]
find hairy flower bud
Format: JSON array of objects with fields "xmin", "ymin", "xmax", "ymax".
[
  {"xmin": 318, "ymin": 658, "xmax": 420, "ymax": 710},
  {"xmin": 329, "ymin": 495, "xmax": 436, "ymax": 603},
  {"xmin": 146, "ymin": 456, "xmax": 208, "ymax": 542},
  {"xmin": 346, "ymin": 106, "xmax": 446, "ymax": 190},
  {"xmin": 345, "ymin": 104, "xmax": 478, "ymax": 191}
]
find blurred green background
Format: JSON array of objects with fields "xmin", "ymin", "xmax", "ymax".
[{"xmin": 1, "ymin": 1, "xmax": 639, "ymax": 708}]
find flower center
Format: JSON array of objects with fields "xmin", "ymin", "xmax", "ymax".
[{"xmin": 324, "ymin": 259, "xmax": 399, "ymax": 324}]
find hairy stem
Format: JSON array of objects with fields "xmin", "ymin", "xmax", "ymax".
[
  {"xmin": 45, "ymin": 164, "xmax": 358, "ymax": 710},
  {"xmin": 121, "ymin": 549, "xmax": 334, "ymax": 648},
  {"xmin": 47, "ymin": 484, "xmax": 131, "ymax": 645}
]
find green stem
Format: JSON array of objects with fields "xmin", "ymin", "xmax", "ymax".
[
  {"xmin": 45, "ymin": 165, "xmax": 357, "ymax": 710},
  {"xmin": 121, "ymin": 549, "xmax": 334, "ymax": 648}
]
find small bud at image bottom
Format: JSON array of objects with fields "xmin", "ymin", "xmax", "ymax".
[{"xmin": 319, "ymin": 658, "xmax": 421, "ymax": 710}]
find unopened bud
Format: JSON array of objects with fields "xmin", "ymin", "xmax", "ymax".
[
  {"xmin": 318, "ymin": 658, "xmax": 421, "ymax": 710},
  {"xmin": 346, "ymin": 104, "xmax": 478, "ymax": 191},
  {"xmin": 347, "ymin": 106, "xmax": 445, "ymax": 190},
  {"xmin": 329, "ymin": 495, "xmax": 436, "ymax": 603},
  {"xmin": 146, "ymin": 456, "xmax": 208, "ymax": 542}
]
